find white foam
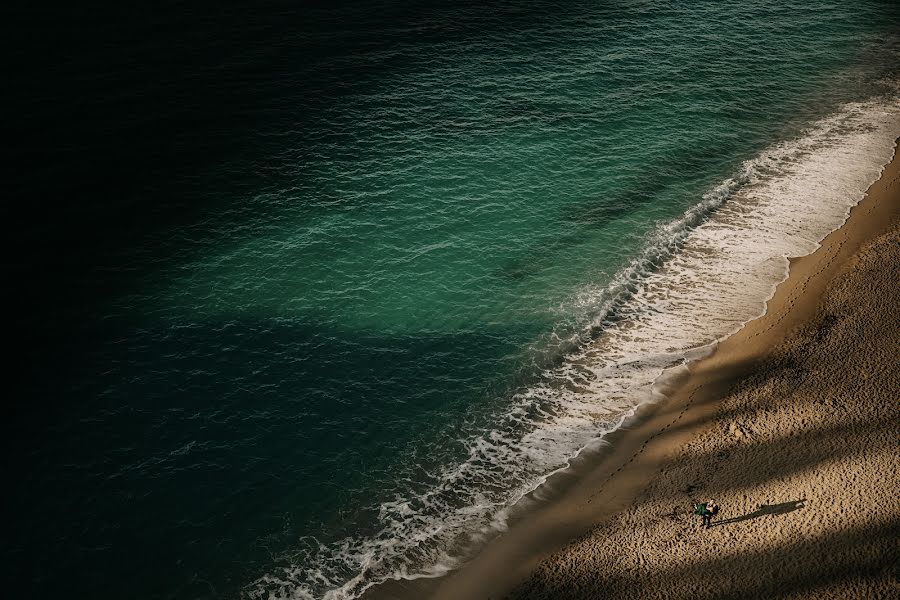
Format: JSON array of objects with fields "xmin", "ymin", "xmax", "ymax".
[{"xmin": 245, "ymin": 94, "xmax": 900, "ymax": 600}]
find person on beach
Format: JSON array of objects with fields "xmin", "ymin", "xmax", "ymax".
[
  {"xmin": 705, "ymin": 499, "xmax": 719, "ymax": 528},
  {"xmin": 693, "ymin": 501, "xmax": 707, "ymax": 528},
  {"xmin": 694, "ymin": 499, "xmax": 719, "ymax": 529}
]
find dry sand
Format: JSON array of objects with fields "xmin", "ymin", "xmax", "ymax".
[
  {"xmin": 501, "ymin": 152, "xmax": 900, "ymax": 598},
  {"xmin": 373, "ymin": 148, "xmax": 900, "ymax": 600}
]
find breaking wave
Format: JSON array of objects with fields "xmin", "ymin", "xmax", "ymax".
[{"xmin": 246, "ymin": 92, "xmax": 900, "ymax": 600}]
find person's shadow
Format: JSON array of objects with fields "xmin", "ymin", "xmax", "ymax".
[{"xmin": 712, "ymin": 499, "xmax": 806, "ymax": 527}]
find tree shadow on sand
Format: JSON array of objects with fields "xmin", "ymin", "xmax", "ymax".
[{"xmin": 713, "ymin": 499, "xmax": 806, "ymax": 527}]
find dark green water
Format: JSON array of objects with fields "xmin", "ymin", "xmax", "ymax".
[{"xmin": 6, "ymin": 2, "xmax": 900, "ymax": 598}]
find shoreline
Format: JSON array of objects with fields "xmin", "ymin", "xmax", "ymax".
[{"xmin": 364, "ymin": 142, "xmax": 900, "ymax": 600}]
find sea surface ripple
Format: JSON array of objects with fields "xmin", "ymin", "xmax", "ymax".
[{"xmin": 6, "ymin": 2, "xmax": 900, "ymax": 599}]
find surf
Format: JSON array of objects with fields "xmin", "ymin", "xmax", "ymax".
[{"xmin": 245, "ymin": 92, "xmax": 900, "ymax": 600}]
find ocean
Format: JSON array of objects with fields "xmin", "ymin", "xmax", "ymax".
[{"xmin": 6, "ymin": 1, "xmax": 900, "ymax": 598}]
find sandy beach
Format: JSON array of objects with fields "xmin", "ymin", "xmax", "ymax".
[
  {"xmin": 374, "ymin": 146, "xmax": 900, "ymax": 600},
  {"xmin": 12, "ymin": 6, "xmax": 900, "ymax": 599}
]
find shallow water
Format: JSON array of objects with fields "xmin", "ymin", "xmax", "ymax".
[{"xmin": 6, "ymin": 2, "xmax": 900, "ymax": 598}]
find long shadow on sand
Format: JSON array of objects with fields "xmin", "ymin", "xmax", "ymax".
[{"xmin": 712, "ymin": 499, "xmax": 806, "ymax": 527}]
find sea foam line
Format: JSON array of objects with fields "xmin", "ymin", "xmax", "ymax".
[{"xmin": 245, "ymin": 92, "xmax": 900, "ymax": 600}]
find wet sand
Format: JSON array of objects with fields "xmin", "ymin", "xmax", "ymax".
[
  {"xmin": 379, "ymin": 145, "xmax": 900, "ymax": 600},
  {"xmin": 503, "ymin": 144, "xmax": 900, "ymax": 599}
]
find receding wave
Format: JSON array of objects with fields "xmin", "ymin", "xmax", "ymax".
[{"xmin": 245, "ymin": 93, "xmax": 900, "ymax": 600}]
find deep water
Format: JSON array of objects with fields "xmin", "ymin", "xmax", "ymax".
[{"xmin": 6, "ymin": 2, "xmax": 900, "ymax": 598}]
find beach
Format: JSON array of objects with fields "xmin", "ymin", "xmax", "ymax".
[
  {"xmin": 10, "ymin": 5, "xmax": 900, "ymax": 598},
  {"xmin": 386, "ymin": 146, "xmax": 900, "ymax": 600}
]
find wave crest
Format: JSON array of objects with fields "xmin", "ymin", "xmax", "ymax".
[{"xmin": 246, "ymin": 93, "xmax": 900, "ymax": 600}]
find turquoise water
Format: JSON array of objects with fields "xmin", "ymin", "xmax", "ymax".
[{"xmin": 8, "ymin": 2, "xmax": 900, "ymax": 599}]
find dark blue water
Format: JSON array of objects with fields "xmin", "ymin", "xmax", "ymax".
[{"xmin": 6, "ymin": 2, "xmax": 900, "ymax": 598}]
